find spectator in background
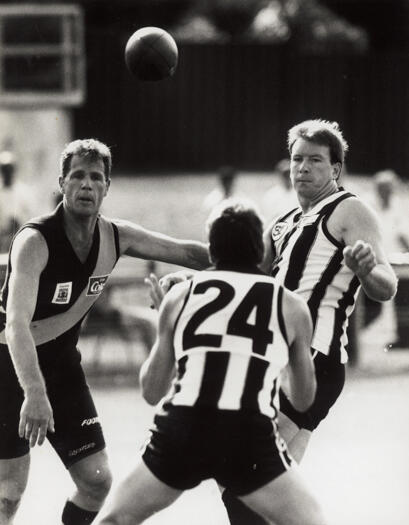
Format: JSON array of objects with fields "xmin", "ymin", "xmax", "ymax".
[
  {"xmin": 260, "ymin": 158, "xmax": 298, "ymax": 224},
  {"xmin": 203, "ymin": 165, "xmax": 237, "ymax": 210},
  {"xmin": 0, "ymin": 151, "xmax": 34, "ymax": 253},
  {"xmin": 370, "ymin": 170, "xmax": 409, "ymax": 254},
  {"xmin": 365, "ymin": 169, "xmax": 409, "ymax": 348}
]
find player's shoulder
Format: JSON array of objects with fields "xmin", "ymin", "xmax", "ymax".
[
  {"xmin": 110, "ymin": 218, "xmax": 145, "ymax": 245},
  {"xmin": 332, "ymin": 193, "xmax": 379, "ymax": 224},
  {"xmin": 163, "ymin": 280, "xmax": 191, "ymax": 308},
  {"xmin": 110, "ymin": 217, "xmax": 139, "ymax": 231},
  {"xmin": 13, "ymin": 226, "xmax": 46, "ymax": 249},
  {"xmin": 160, "ymin": 280, "xmax": 192, "ymax": 326},
  {"xmin": 11, "ymin": 227, "xmax": 48, "ymax": 269},
  {"xmin": 110, "ymin": 218, "xmax": 158, "ymax": 241}
]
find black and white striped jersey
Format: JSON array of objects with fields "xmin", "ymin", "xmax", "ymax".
[
  {"xmin": 165, "ymin": 268, "xmax": 289, "ymax": 420},
  {"xmin": 270, "ymin": 189, "xmax": 360, "ymax": 363}
]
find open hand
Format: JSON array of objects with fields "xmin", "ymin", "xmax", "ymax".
[
  {"xmin": 19, "ymin": 391, "xmax": 55, "ymax": 448},
  {"xmin": 145, "ymin": 273, "xmax": 165, "ymax": 310}
]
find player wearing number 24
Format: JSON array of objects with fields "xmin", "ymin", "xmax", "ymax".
[{"xmin": 94, "ymin": 200, "xmax": 329, "ymax": 525}]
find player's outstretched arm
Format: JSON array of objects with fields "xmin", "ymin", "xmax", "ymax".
[
  {"xmin": 114, "ymin": 219, "xmax": 210, "ymax": 270},
  {"xmin": 282, "ymin": 289, "xmax": 316, "ymax": 412},
  {"xmin": 5, "ymin": 229, "xmax": 55, "ymax": 447},
  {"xmin": 337, "ymin": 198, "xmax": 397, "ymax": 301},
  {"xmin": 139, "ymin": 281, "xmax": 190, "ymax": 405}
]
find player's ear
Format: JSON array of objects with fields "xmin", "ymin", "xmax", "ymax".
[
  {"xmin": 104, "ymin": 178, "xmax": 111, "ymax": 195},
  {"xmin": 58, "ymin": 176, "xmax": 64, "ymax": 193},
  {"xmin": 208, "ymin": 243, "xmax": 215, "ymax": 265},
  {"xmin": 332, "ymin": 162, "xmax": 342, "ymax": 181}
]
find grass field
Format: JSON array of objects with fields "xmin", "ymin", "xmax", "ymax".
[{"xmin": 9, "ymin": 172, "xmax": 409, "ymax": 524}]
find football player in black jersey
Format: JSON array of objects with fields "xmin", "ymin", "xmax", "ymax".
[{"xmin": 0, "ymin": 138, "xmax": 209, "ymax": 525}]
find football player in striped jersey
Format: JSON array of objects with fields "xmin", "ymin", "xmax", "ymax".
[
  {"xmin": 222, "ymin": 120, "xmax": 397, "ymax": 524},
  {"xmin": 95, "ymin": 200, "xmax": 328, "ymax": 525}
]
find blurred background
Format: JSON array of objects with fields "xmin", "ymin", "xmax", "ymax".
[{"xmin": 0, "ymin": 1, "xmax": 408, "ymax": 524}]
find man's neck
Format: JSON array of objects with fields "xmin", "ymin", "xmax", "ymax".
[
  {"xmin": 62, "ymin": 204, "xmax": 97, "ymax": 242},
  {"xmin": 298, "ymin": 183, "xmax": 339, "ymax": 213}
]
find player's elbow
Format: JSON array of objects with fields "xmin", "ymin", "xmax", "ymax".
[
  {"xmin": 294, "ymin": 389, "xmax": 316, "ymax": 412},
  {"xmin": 141, "ymin": 377, "xmax": 163, "ymax": 405},
  {"xmin": 291, "ymin": 376, "xmax": 317, "ymax": 412},
  {"xmin": 142, "ymin": 388, "xmax": 161, "ymax": 406},
  {"xmin": 5, "ymin": 318, "xmax": 26, "ymax": 346},
  {"xmin": 364, "ymin": 269, "xmax": 398, "ymax": 302},
  {"xmin": 367, "ymin": 280, "xmax": 397, "ymax": 302},
  {"xmin": 140, "ymin": 373, "xmax": 161, "ymax": 405}
]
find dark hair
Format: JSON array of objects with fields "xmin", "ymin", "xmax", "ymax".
[
  {"xmin": 207, "ymin": 199, "xmax": 264, "ymax": 266},
  {"xmin": 60, "ymin": 139, "xmax": 112, "ymax": 180},
  {"xmin": 288, "ymin": 119, "xmax": 349, "ymax": 165}
]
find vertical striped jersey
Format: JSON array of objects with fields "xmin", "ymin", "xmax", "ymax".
[
  {"xmin": 269, "ymin": 189, "xmax": 360, "ymax": 363},
  {"xmin": 166, "ymin": 268, "xmax": 289, "ymax": 420}
]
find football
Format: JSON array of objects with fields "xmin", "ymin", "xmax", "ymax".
[{"xmin": 125, "ymin": 27, "xmax": 178, "ymax": 82}]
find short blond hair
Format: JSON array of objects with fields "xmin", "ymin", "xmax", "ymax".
[{"xmin": 288, "ymin": 119, "xmax": 349, "ymax": 165}]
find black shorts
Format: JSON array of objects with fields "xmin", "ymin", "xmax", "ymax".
[
  {"xmin": 0, "ymin": 344, "xmax": 105, "ymax": 468},
  {"xmin": 279, "ymin": 350, "xmax": 345, "ymax": 431},
  {"xmin": 142, "ymin": 406, "xmax": 293, "ymax": 496}
]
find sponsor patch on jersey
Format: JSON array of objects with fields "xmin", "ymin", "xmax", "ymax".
[
  {"xmin": 52, "ymin": 282, "xmax": 72, "ymax": 304},
  {"xmin": 271, "ymin": 222, "xmax": 288, "ymax": 241},
  {"xmin": 86, "ymin": 275, "xmax": 109, "ymax": 296}
]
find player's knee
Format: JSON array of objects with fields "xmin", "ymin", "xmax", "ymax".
[
  {"xmin": 88, "ymin": 466, "xmax": 112, "ymax": 500},
  {"xmin": 77, "ymin": 464, "xmax": 113, "ymax": 502},
  {"xmin": 0, "ymin": 496, "xmax": 21, "ymax": 520},
  {"xmin": 0, "ymin": 478, "xmax": 26, "ymax": 520}
]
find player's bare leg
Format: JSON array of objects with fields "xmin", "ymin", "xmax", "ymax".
[
  {"xmin": 0, "ymin": 454, "xmax": 30, "ymax": 525},
  {"xmin": 238, "ymin": 467, "xmax": 328, "ymax": 525},
  {"xmin": 62, "ymin": 450, "xmax": 112, "ymax": 525},
  {"xmin": 94, "ymin": 458, "xmax": 182, "ymax": 525},
  {"xmin": 222, "ymin": 413, "xmax": 312, "ymax": 525}
]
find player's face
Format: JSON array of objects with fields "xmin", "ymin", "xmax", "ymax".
[
  {"xmin": 290, "ymin": 138, "xmax": 340, "ymax": 201},
  {"xmin": 60, "ymin": 154, "xmax": 109, "ymax": 216}
]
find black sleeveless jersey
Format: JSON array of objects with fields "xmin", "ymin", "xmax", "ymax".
[{"xmin": 0, "ymin": 203, "xmax": 120, "ymax": 354}]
